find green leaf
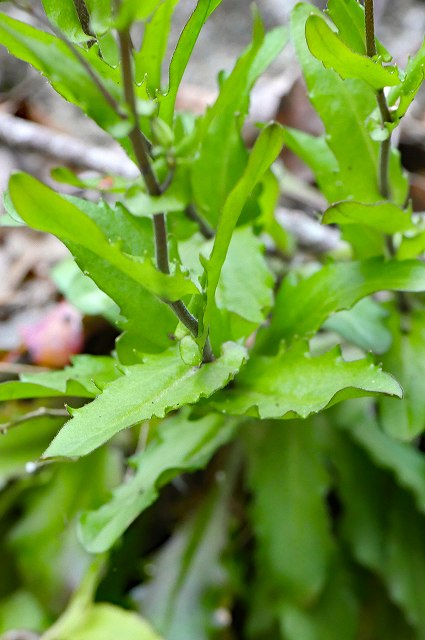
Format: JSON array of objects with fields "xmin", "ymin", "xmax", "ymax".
[
  {"xmin": 278, "ymin": 561, "xmax": 358, "ymax": 640},
  {"xmin": 9, "ymin": 174, "xmax": 197, "ymax": 302},
  {"xmin": 41, "ymin": 0, "xmax": 87, "ymax": 42},
  {"xmin": 326, "ymin": 0, "xmax": 391, "ymax": 60},
  {"xmin": 135, "ymin": 0, "xmax": 178, "ymax": 91},
  {"xmin": 291, "ymin": 4, "xmax": 407, "ymax": 205},
  {"xmin": 138, "ymin": 473, "xmax": 234, "ymax": 640},
  {"xmin": 191, "ymin": 16, "xmax": 287, "ymax": 226},
  {"xmin": 214, "ymin": 341, "xmax": 401, "ymax": 420},
  {"xmin": 51, "ymin": 258, "xmax": 120, "ymax": 324},
  {"xmin": 324, "ymin": 298, "xmax": 392, "ymax": 354},
  {"xmin": 79, "ymin": 411, "xmax": 237, "ymax": 552},
  {"xmin": 43, "ymin": 343, "xmax": 247, "ymax": 458},
  {"xmin": 335, "ymin": 401, "xmax": 425, "ymax": 513},
  {"xmin": 116, "ymin": 0, "xmax": 167, "ymax": 28},
  {"xmin": 202, "ymin": 123, "xmax": 284, "ymax": 342},
  {"xmin": 282, "ymin": 127, "xmax": 343, "ymax": 203},
  {"xmin": 331, "ymin": 433, "xmax": 425, "ymax": 633},
  {"xmin": 305, "ymin": 15, "xmax": 400, "ymax": 90},
  {"xmin": 0, "ymin": 590, "xmax": 48, "ymax": 635},
  {"xmin": 258, "ymin": 258, "xmax": 425, "ymax": 349},
  {"xmin": 159, "ymin": 0, "xmax": 223, "ymax": 125},
  {"xmin": 0, "ymin": 14, "xmax": 123, "ymax": 138},
  {"xmin": 245, "ymin": 420, "xmax": 333, "ymax": 605},
  {"xmin": 397, "ymin": 229, "xmax": 425, "ymax": 259},
  {"xmin": 0, "ymin": 355, "xmax": 119, "ymax": 401},
  {"xmin": 378, "ymin": 310, "xmax": 425, "ymax": 439},
  {"xmin": 323, "ymin": 201, "xmax": 414, "ymax": 234},
  {"xmin": 388, "ymin": 37, "xmax": 425, "ymax": 121}
]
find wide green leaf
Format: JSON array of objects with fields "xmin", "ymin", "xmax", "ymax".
[
  {"xmin": 214, "ymin": 341, "xmax": 401, "ymax": 420},
  {"xmin": 79, "ymin": 411, "xmax": 237, "ymax": 552},
  {"xmin": 245, "ymin": 421, "xmax": 332, "ymax": 605},
  {"xmin": 202, "ymin": 123, "xmax": 284, "ymax": 343},
  {"xmin": 9, "ymin": 174, "xmax": 197, "ymax": 302},
  {"xmin": 323, "ymin": 201, "xmax": 414, "ymax": 234},
  {"xmin": 43, "ymin": 343, "xmax": 247, "ymax": 458},
  {"xmin": 258, "ymin": 258, "xmax": 425, "ymax": 349},
  {"xmin": 305, "ymin": 15, "xmax": 400, "ymax": 90}
]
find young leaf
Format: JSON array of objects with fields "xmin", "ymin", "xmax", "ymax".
[
  {"xmin": 388, "ymin": 37, "xmax": 425, "ymax": 121},
  {"xmin": 258, "ymin": 258, "xmax": 425, "ymax": 350},
  {"xmin": 245, "ymin": 420, "xmax": 333, "ymax": 605},
  {"xmin": 202, "ymin": 123, "xmax": 284, "ymax": 342},
  {"xmin": 305, "ymin": 15, "xmax": 400, "ymax": 90},
  {"xmin": 322, "ymin": 201, "xmax": 414, "ymax": 234},
  {"xmin": 214, "ymin": 341, "xmax": 401, "ymax": 420},
  {"xmin": 79, "ymin": 411, "xmax": 236, "ymax": 552},
  {"xmin": 9, "ymin": 174, "xmax": 197, "ymax": 302},
  {"xmin": 43, "ymin": 343, "xmax": 247, "ymax": 458}
]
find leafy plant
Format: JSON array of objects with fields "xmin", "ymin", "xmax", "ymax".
[{"xmin": 2, "ymin": 0, "xmax": 425, "ymax": 637}]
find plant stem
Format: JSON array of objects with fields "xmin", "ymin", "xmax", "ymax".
[
  {"xmin": 364, "ymin": 0, "xmax": 393, "ymax": 201},
  {"xmin": 117, "ymin": 29, "xmax": 213, "ymax": 357}
]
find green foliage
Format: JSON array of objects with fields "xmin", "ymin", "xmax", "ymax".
[{"xmin": 2, "ymin": 0, "xmax": 425, "ymax": 637}]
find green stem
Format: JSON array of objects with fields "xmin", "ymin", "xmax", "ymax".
[{"xmin": 118, "ymin": 29, "xmax": 214, "ymax": 358}]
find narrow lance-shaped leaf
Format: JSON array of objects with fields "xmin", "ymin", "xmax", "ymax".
[
  {"xmin": 0, "ymin": 13, "xmax": 123, "ymax": 138},
  {"xmin": 202, "ymin": 123, "xmax": 284, "ymax": 343},
  {"xmin": 79, "ymin": 411, "xmax": 237, "ymax": 553},
  {"xmin": 43, "ymin": 343, "xmax": 247, "ymax": 458},
  {"xmin": 9, "ymin": 174, "xmax": 197, "ymax": 301},
  {"xmin": 159, "ymin": 0, "xmax": 223, "ymax": 125},
  {"xmin": 257, "ymin": 258, "xmax": 425, "ymax": 351},
  {"xmin": 135, "ymin": 0, "xmax": 178, "ymax": 90},
  {"xmin": 214, "ymin": 341, "xmax": 402, "ymax": 420},
  {"xmin": 305, "ymin": 15, "xmax": 400, "ymax": 90}
]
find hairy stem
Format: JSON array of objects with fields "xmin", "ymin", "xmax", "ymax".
[
  {"xmin": 364, "ymin": 0, "xmax": 393, "ymax": 201},
  {"xmin": 118, "ymin": 29, "xmax": 212, "ymax": 355},
  {"xmin": 72, "ymin": 0, "xmax": 96, "ymax": 41}
]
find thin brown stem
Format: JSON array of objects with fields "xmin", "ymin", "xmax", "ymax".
[
  {"xmin": 364, "ymin": 0, "xmax": 393, "ymax": 201},
  {"xmin": 118, "ymin": 29, "xmax": 213, "ymax": 354}
]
